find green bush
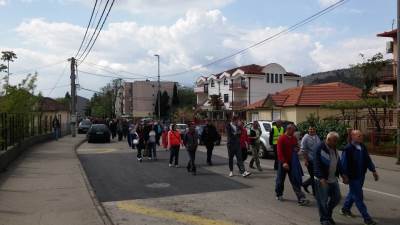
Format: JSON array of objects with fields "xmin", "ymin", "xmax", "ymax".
[{"xmin": 297, "ymin": 114, "xmax": 350, "ymax": 149}]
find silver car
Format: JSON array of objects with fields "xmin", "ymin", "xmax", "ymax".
[{"xmin": 245, "ymin": 121, "xmax": 273, "ymax": 158}]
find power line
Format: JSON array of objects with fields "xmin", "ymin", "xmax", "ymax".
[
  {"xmin": 79, "ymin": 86, "xmax": 102, "ymax": 94},
  {"xmin": 77, "ymin": 0, "xmax": 110, "ymax": 60},
  {"xmin": 37, "ymin": 84, "xmax": 70, "ymax": 92},
  {"xmin": 75, "ymin": 0, "xmax": 99, "ymax": 58},
  {"xmin": 79, "ymin": 60, "xmax": 154, "ymax": 79},
  {"xmin": 48, "ymin": 61, "xmax": 68, "ymax": 96},
  {"xmin": 79, "ymin": 0, "xmax": 116, "ymax": 64},
  {"xmin": 10, "ymin": 60, "xmax": 66, "ymax": 76},
  {"xmin": 161, "ymin": 0, "xmax": 349, "ymax": 78},
  {"xmin": 78, "ymin": 69, "xmax": 145, "ymax": 80}
]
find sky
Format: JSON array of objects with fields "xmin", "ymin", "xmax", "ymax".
[{"xmin": 0, "ymin": 0, "xmax": 396, "ymax": 98}]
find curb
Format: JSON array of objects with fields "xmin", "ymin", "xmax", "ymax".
[{"xmin": 73, "ymin": 138, "xmax": 115, "ymax": 225}]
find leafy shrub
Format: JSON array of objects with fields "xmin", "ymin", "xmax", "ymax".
[{"xmin": 297, "ymin": 114, "xmax": 350, "ymax": 149}]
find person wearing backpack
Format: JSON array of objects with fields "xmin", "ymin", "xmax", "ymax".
[
  {"xmin": 184, "ymin": 122, "xmax": 198, "ymax": 175},
  {"xmin": 168, "ymin": 124, "xmax": 182, "ymax": 167}
]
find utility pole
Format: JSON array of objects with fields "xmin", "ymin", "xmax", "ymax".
[
  {"xmin": 70, "ymin": 57, "xmax": 77, "ymax": 137},
  {"xmin": 155, "ymin": 54, "xmax": 161, "ymax": 120},
  {"xmin": 397, "ymin": 0, "xmax": 400, "ymax": 164}
]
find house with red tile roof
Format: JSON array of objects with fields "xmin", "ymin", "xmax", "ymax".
[
  {"xmin": 194, "ymin": 63, "xmax": 303, "ymax": 115},
  {"xmin": 245, "ymin": 82, "xmax": 362, "ymax": 123}
]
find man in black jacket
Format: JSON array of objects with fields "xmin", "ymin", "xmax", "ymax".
[
  {"xmin": 314, "ymin": 132, "xmax": 345, "ymax": 225},
  {"xmin": 201, "ymin": 119, "xmax": 218, "ymax": 166}
]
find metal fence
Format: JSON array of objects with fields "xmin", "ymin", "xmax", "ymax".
[{"xmin": 0, "ymin": 113, "xmax": 66, "ymax": 151}]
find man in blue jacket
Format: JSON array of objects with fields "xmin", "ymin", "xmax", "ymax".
[
  {"xmin": 314, "ymin": 132, "xmax": 344, "ymax": 225},
  {"xmin": 340, "ymin": 130, "xmax": 379, "ymax": 225}
]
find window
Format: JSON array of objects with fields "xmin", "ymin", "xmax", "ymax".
[
  {"xmin": 224, "ymin": 94, "xmax": 229, "ymax": 103},
  {"xmin": 210, "ymin": 80, "xmax": 215, "ymax": 87},
  {"xmin": 224, "ymin": 78, "xmax": 228, "ymax": 85},
  {"xmin": 266, "ymin": 73, "xmax": 270, "ymax": 83},
  {"xmin": 262, "ymin": 123, "xmax": 271, "ymax": 132},
  {"xmin": 275, "ymin": 74, "xmax": 279, "ymax": 83},
  {"xmin": 271, "ymin": 74, "xmax": 274, "ymax": 83},
  {"xmin": 279, "ymin": 74, "xmax": 283, "ymax": 83},
  {"xmin": 297, "ymin": 80, "xmax": 300, "ymax": 86},
  {"xmin": 240, "ymin": 77, "xmax": 246, "ymax": 85}
]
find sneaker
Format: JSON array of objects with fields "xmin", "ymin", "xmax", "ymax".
[
  {"xmin": 148, "ymin": 157, "xmax": 152, "ymax": 160},
  {"xmin": 137, "ymin": 158, "xmax": 143, "ymax": 162},
  {"xmin": 340, "ymin": 208, "xmax": 355, "ymax": 218},
  {"xmin": 364, "ymin": 219, "xmax": 377, "ymax": 225},
  {"xmin": 169, "ymin": 163, "xmax": 173, "ymax": 167},
  {"xmin": 298, "ymin": 199, "xmax": 310, "ymax": 206},
  {"xmin": 229, "ymin": 171, "xmax": 234, "ymax": 177},
  {"xmin": 276, "ymin": 196, "xmax": 284, "ymax": 201},
  {"xmin": 242, "ymin": 171, "xmax": 252, "ymax": 177},
  {"xmin": 175, "ymin": 165, "xmax": 180, "ymax": 168}
]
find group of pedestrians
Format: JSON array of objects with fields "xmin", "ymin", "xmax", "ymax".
[{"xmin": 273, "ymin": 122, "xmax": 379, "ymax": 225}]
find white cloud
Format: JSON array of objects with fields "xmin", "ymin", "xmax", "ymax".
[
  {"xmin": 6, "ymin": 9, "xmax": 387, "ymax": 98},
  {"xmin": 0, "ymin": 0, "xmax": 7, "ymax": 6},
  {"xmin": 318, "ymin": 0, "xmax": 340, "ymax": 7}
]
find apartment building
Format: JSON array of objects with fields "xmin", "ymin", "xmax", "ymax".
[
  {"xmin": 195, "ymin": 63, "xmax": 303, "ymax": 111},
  {"xmin": 115, "ymin": 80, "xmax": 175, "ymax": 118}
]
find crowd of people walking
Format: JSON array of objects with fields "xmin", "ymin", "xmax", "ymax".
[{"xmin": 98, "ymin": 116, "xmax": 379, "ymax": 225}]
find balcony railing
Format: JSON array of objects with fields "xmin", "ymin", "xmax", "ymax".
[
  {"xmin": 230, "ymin": 100, "xmax": 248, "ymax": 109},
  {"xmin": 194, "ymin": 86, "xmax": 208, "ymax": 93},
  {"xmin": 229, "ymin": 82, "xmax": 248, "ymax": 90}
]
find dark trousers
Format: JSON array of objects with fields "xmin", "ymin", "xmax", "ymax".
[
  {"xmin": 343, "ymin": 177, "xmax": 371, "ymax": 221},
  {"xmin": 169, "ymin": 145, "xmax": 180, "ymax": 165},
  {"xmin": 137, "ymin": 146, "xmax": 143, "ymax": 159},
  {"xmin": 148, "ymin": 142, "xmax": 157, "ymax": 159},
  {"xmin": 316, "ymin": 181, "xmax": 341, "ymax": 223},
  {"xmin": 275, "ymin": 162, "xmax": 306, "ymax": 201},
  {"xmin": 302, "ymin": 161, "xmax": 315, "ymax": 194},
  {"xmin": 273, "ymin": 145, "xmax": 278, "ymax": 170},
  {"xmin": 187, "ymin": 150, "xmax": 196, "ymax": 172},
  {"xmin": 228, "ymin": 144, "xmax": 245, "ymax": 174},
  {"xmin": 118, "ymin": 132, "xmax": 123, "ymax": 141},
  {"xmin": 205, "ymin": 143, "xmax": 214, "ymax": 163}
]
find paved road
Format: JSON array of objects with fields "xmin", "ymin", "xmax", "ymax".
[{"xmin": 77, "ymin": 139, "xmax": 400, "ymax": 225}]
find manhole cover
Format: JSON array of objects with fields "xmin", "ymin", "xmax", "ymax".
[{"xmin": 146, "ymin": 183, "xmax": 171, "ymax": 188}]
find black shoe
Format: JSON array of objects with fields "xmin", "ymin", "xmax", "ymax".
[
  {"xmin": 340, "ymin": 208, "xmax": 355, "ymax": 218},
  {"xmin": 364, "ymin": 219, "xmax": 377, "ymax": 225},
  {"xmin": 329, "ymin": 218, "xmax": 336, "ymax": 225},
  {"xmin": 207, "ymin": 161, "xmax": 213, "ymax": 166},
  {"xmin": 303, "ymin": 184, "xmax": 310, "ymax": 194}
]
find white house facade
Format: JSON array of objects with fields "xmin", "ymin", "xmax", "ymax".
[{"xmin": 194, "ymin": 63, "xmax": 303, "ymax": 111}]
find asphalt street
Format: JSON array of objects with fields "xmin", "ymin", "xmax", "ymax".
[{"xmin": 77, "ymin": 139, "xmax": 400, "ymax": 225}]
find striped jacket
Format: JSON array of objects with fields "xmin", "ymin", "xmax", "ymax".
[{"xmin": 313, "ymin": 142, "xmax": 342, "ymax": 180}]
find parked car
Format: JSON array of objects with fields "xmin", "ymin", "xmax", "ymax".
[
  {"xmin": 244, "ymin": 120, "xmax": 295, "ymax": 158},
  {"xmin": 176, "ymin": 123, "xmax": 188, "ymax": 137},
  {"xmin": 87, "ymin": 124, "xmax": 111, "ymax": 143},
  {"xmin": 78, "ymin": 119, "xmax": 92, "ymax": 134},
  {"xmin": 195, "ymin": 125, "xmax": 221, "ymax": 146}
]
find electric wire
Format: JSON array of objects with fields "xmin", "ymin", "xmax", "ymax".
[{"xmin": 75, "ymin": 0, "xmax": 99, "ymax": 58}]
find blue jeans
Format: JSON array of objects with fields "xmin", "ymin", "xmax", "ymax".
[
  {"xmin": 343, "ymin": 177, "xmax": 371, "ymax": 221},
  {"xmin": 275, "ymin": 162, "xmax": 305, "ymax": 201},
  {"xmin": 53, "ymin": 128, "xmax": 60, "ymax": 140},
  {"xmin": 316, "ymin": 180, "xmax": 341, "ymax": 223}
]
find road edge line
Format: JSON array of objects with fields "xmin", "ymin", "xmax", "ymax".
[{"xmin": 73, "ymin": 138, "xmax": 115, "ymax": 225}]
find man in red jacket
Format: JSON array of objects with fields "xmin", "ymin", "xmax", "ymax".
[{"xmin": 275, "ymin": 124, "xmax": 309, "ymax": 206}]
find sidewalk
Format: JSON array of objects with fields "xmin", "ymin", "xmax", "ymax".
[
  {"xmin": 0, "ymin": 135, "xmax": 106, "ymax": 225},
  {"xmin": 370, "ymin": 154, "xmax": 400, "ymax": 172}
]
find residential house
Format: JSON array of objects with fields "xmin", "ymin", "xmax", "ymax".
[
  {"xmin": 38, "ymin": 97, "xmax": 70, "ymax": 135},
  {"xmin": 195, "ymin": 63, "xmax": 303, "ymax": 115},
  {"xmin": 245, "ymin": 82, "xmax": 362, "ymax": 124},
  {"xmin": 76, "ymin": 95, "xmax": 89, "ymax": 120},
  {"xmin": 115, "ymin": 80, "xmax": 175, "ymax": 118}
]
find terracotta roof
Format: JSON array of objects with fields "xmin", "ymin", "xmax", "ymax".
[
  {"xmin": 285, "ymin": 72, "xmax": 301, "ymax": 77},
  {"xmin": 270, "ymin": 82, "xmax": 361, "ymax": 106},
  {"xmin": 377, "ymin": 29, "xmax": 397, "ymax": 38},
  {"xmin": 245, "ymin": 98, "xmax": 267, "ymax": 110},
  {"xmin": 39, "ymin": 97, "xmax": 69, "ymax": 112}
]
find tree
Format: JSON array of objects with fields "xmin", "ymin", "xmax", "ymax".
[
  {"xmin": 1, "ymin": 51, "xmax": 18, "ymax": 87},
  {"xmin": 172, "ymin": 107, "xmax": 194, "ymax": 123},
  {"xmin": 209, "ymin": 94, "xmax": 224, "ymax": 110},
  {"xmin": 172, "ymin": 83, "xmax": 179, "ymax": 107},
  {"xmin": 0, "ymin": 73, "xmax": 38, "ymax": 113},
  {"xmin": 351, "ymin": 53, "xmax": 387, "ymax": 98},
  {"xmin": 177, "ymin": 87, "xmax": 196, "ymax": 108},
  {"xmin": 154, "ymin": 90, "xmax": 171, "ymax": 119}
]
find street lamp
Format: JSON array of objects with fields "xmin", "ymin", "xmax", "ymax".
[{"xmin": 154, "ymin": 54, "xmax": 161, "ymax": 120}]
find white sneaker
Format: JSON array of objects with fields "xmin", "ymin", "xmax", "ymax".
[
  {"xmin": 229, "ymin": 171, "xmax": 234, "ymax": 177},
  {"xmin": 169, "ymin": 163, "xmax": 173, "ymax": 167},
  {"xmin": 175, "ymin": 165, "xmax": 180, "ymax": 168},
  {"xmin": 242, "ymin": 171, "xmax": 251, "ymax": 177}
]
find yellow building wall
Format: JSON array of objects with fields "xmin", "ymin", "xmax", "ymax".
[{"xmin": 281, "ymin": 107, "xmax": 297, "ymax": 123}]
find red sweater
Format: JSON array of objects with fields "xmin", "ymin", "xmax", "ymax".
[
  {"xmin": 239, "ymin": 127, "xmax": 249, "ymax": 149},
  {"xmin": 277, "ymin": 134, "xmax": 298, "ymax": 164}
]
